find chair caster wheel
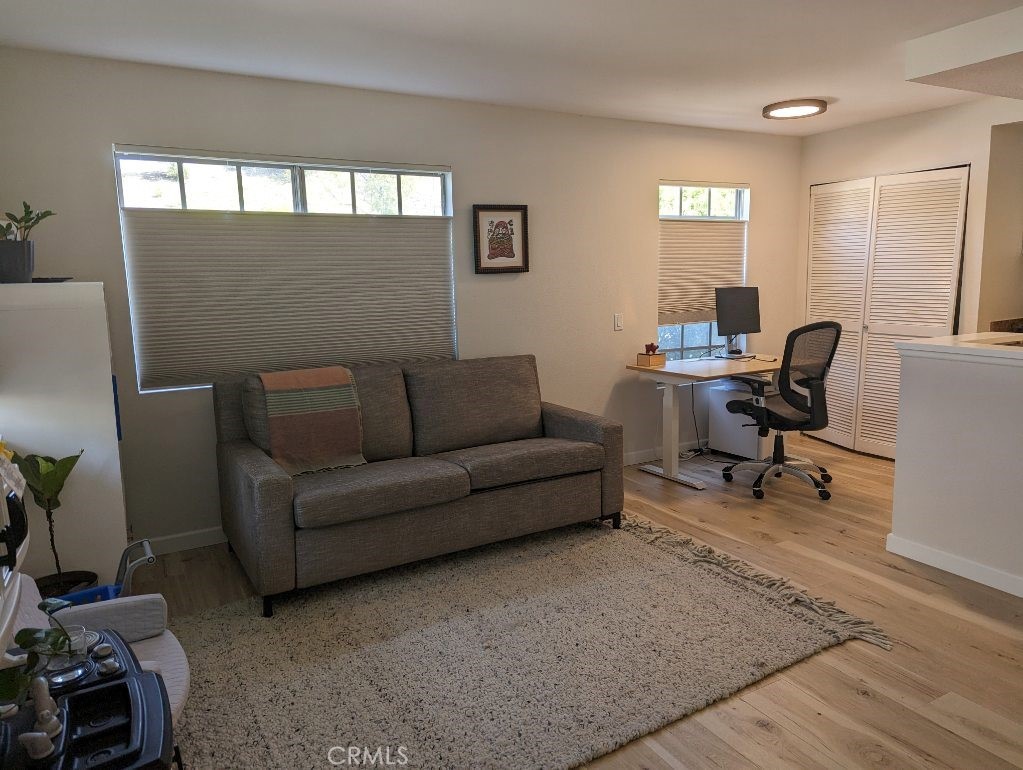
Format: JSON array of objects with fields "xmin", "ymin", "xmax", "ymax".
[
  {"xmin": 722, "ymin": 472, "xmax": 733, "ymax": 482},
  {"xmin": 819, "ymin": 489, "xmax": 831, "ymax": 500},
  {"xmin": 821, "ymin": 473, "xmax": 833, "ymax": 483},
  {"xmin": 818, "ymin": 466, "xmax": 828, "ymax": 475},
  {"xmin": 753, "ymin": 488, "xmax": 764, "ymax": 499}
]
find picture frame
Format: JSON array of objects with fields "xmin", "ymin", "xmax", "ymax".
[{"xmin": 473, "ymin": 204, "xmax": 529, "ymax": 274}]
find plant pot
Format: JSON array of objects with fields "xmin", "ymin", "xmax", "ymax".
[
  {"xmin": 0, "ymin": 240, "xmax": 35, "ymax": 283},
  {"xmin": 35, "ymin": 570, "xmax": 98, "ymax": 599}
]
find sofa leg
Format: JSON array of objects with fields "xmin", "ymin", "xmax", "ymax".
[
  {"xmin": 601, "ymin": 512, "xmax": 622, "ymax": 529},
  {"xmin": 262, "ymin": 595, "xmax": 274, "ymax": 618}
]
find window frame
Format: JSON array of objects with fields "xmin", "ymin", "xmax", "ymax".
[
  {"xmin": 658, "ymin": 182, "xmax": 749, "ymax": 222},
  {"xmin": 114, "ymin": 150, "xmax": 449, "ymax": 217}
]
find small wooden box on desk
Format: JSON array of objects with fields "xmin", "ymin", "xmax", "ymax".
[{"xmin": 636, "ymin": 352, "xmax": 667, "ymax": 367}]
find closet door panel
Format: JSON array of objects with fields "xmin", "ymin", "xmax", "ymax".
[
  {"xmin": 855, "ymin": 167, "xmax": 969, "ymax": 458},
  {"xmin": 806, "ymin": 178, "xmax": 874, "ymax": 448}
]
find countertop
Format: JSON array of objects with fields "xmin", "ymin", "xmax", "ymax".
[{"xmin": 895, "ymin": 332, "xmax": 1023, "ymax": 363}]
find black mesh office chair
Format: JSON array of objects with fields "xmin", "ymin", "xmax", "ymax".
[{"xmin": 721, "ymin": 321, "xmax": 841, "ymax": 500}]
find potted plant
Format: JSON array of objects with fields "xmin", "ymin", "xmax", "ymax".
[
  {"xmin": 0, "ymin": 599, "xmax": 74, "ymax": 705},
  {"xmin": 1, "ymin": 202, "xmax": 56, "ymax": 283},
  {"xmin": 11, "ymin": 450, "xmax": 94, "ymax": 597}
]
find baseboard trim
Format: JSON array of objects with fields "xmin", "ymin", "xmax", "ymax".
[
  {"xmin": 625, "ymin": 440, "xmax": 705, "ymax": 467},
  {"xmin": 625, "ymin": 448, "xmax": 659, "ymax": 466},
  {"xmin": 147, "ymin": 526, "xmax": 227, "ymax": 556},
  {"xmin": 886, "ymin": 533, "xmax": 1023, "ymax": 598}
]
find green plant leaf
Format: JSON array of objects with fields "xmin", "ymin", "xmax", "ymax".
[
  {"xmin": 5, "ymin": 212, "xmax": 18, "ymax": 224},
  {"xmin": 14, "ymin": 627, "xmax": 69, "ymax": 655},
  {"xmin": 14, "ymin": 628, "xmax": 49, "ymax": 650},
  {"xmin": 12, "ymin": 451, "xmax": 82, "ymax": 510},
  {"xmin": 38, "ymin": 598, "xmax": 71, "ymax": 616}
]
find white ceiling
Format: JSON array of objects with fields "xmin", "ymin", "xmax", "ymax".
[{"xmin": 1, "ymin": 0, "xmax": 1021, "ymax": 136}]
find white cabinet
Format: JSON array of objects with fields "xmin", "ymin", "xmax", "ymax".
[
  {"xmin": 0, "ymin": 283, "xmax": 127, "ymax": 583},
  {"xmin": 806, "ymin": 167, "xmax": 968, "ymax": 458}
]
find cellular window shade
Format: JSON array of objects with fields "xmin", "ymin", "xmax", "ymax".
[
  {"xmin": 658, "ymin": 219, "xmax": 747, "ymax": 324},
  {"xmin": 121, "ymin": 209, "xmax": 455, "ymax": 390}
]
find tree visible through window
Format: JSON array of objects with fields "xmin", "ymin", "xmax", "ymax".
[
  {"xmin": 659, "ymin": 184, "xmax": 747, "ymax": 220},
  {"xmin": 116, "ymin": 152, "xmax": 447, "ymax": 216},
  {"xmin": 658, "ymin": 321, "xmax": 733, "ymax": 360}
]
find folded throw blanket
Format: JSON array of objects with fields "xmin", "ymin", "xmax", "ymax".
[{"xmin": 258, "ymin": 366, "xmax": 367, "ymax": 475}]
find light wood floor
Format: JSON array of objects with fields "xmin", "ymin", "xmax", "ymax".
[{"xmin": 135, "ymin": 435, "xmax": 1023, "ymax": 769}]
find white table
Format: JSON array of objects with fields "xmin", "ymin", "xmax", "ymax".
[{"xmin": 626, "ymin": 357, "xmax": 781, "ymax": 489}]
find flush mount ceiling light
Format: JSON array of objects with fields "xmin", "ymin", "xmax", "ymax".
[{"xmin": 762, "ymin": 99, "xmax": 828, "ymax": 120}]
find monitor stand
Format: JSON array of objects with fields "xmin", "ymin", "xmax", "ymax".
[{"xmin": 714, "ymin": 335, "xmax": 751, "ymax": 359}]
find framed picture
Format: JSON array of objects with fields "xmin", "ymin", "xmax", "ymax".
[{"xmin": 473, "ymin": 204, "xmax": 529, "ymax": 274}]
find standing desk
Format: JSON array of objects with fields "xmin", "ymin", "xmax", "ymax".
[{"xmin": 626, "ymin": 356, "xmax": 781, "ymax": 489}]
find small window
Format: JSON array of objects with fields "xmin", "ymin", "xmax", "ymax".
[
  {"xmin": 241, "ymin": 166, "xmax": 293, "ymax": 212},
  {"xmin": 400, "ymin": 174, "xmax": 444, "ymax": 216},
  {"xmin": 119, "ymin": 159, "xmax": 181, "ymax": 209},
  {"xmin": 305, "ymin": 169, "xmax": 353, "ymax": 214},
  {"xmin": 183, "ymin": 162, "xmax": 240, "ymax": 211},
  {"xmin": 659, "ymin": 183, "xmax": 748, "ymax": 220},
  {"xmin": 354, "ymin": 172, "xmax": 399, "ymax": 215}
]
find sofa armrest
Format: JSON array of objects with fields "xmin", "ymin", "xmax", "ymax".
[
  {"xmin": 53, "ymin": 594, "xmax": 167, "ymax": 643},
  {"xmin": 217, "ymin": 440, "xmax": 296, "ymax": 597},
  {"xmin": 541, "ymin": 402, "xmax": 623, "ymax": 516}
]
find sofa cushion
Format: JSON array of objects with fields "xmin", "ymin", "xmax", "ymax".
[
  {"xmin": 293, "ymin": 457, "xmax": 470, "ymax": 528},
  {"xmin": 434, "ymin": 438, "xmax": 604, "ymax": 490},
  {"xmin": 403, "ymin": 355, "xmax": 543, "ymax": 456},
  {"xmin": 242, "ymin": 364, "xmax": 413, "ymax": 462},
  {"xmin": 347, "ymin": 364, "xmax": 414, "ymax": 462}
]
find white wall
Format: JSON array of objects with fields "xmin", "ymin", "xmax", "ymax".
[
  {"xmin": 799, "ymin": 97, "xmax": 1023, "ymax": 333},
  {"xmin": 0, "ymin": 47, "xmax": 803, "ymax": 551},
  {"xmin": 978, "ymin": 122, "xmax": 1023, "ymax": 330},
  {"xmin": 0, "ymin": 283, "xmax": 127, "ymax": 583}
]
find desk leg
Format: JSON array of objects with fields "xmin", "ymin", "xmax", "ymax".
[{"xmin": 638, "ymin": 383, "xmax": 707, "ymax": 490}]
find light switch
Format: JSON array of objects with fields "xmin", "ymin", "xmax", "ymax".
[{"xmin": 613, "ymin": 313, "xmax": 624, "ymax": 331}]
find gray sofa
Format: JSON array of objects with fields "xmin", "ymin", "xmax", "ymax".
[{"xmin": 212, "ymin": 355, "xmax": 624, "ymax": 616}]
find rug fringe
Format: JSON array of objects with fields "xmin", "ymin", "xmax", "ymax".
[{"xmin": 621, "ymin": 516, "xmax": 892, "ymax": 650}]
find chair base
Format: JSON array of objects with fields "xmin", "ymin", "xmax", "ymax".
[{"xmin": 722, "ymin": 434, "xmax": 832, "ymax": 500}]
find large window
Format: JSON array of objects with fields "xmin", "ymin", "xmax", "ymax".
[
  {"xmin": 116, "ymin": 147, "xmax": 455, "ymax": 392},
  {"xmin": 116, "ymin": 152, "xmax": 447, "ymax": 217},
  {"xmin": 657, "ymin": 183, "xmax": 749, "ymax": 353}
]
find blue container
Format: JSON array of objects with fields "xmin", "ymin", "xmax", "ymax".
[
  {"xmin": 60, "ymin": 583, "xmax": 123, "ymax": 606},
  {"xmin": 56, "ymin": 539, "xmax": 155, "ymax": 606}
]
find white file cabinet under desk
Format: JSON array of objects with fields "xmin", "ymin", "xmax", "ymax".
[{"xmin": 708, "ymin": 381, "xmax": 773, "ymax": 460}]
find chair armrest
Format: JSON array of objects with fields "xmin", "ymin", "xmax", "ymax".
[
  {"xmin": 217, "ymin": 440, "xmax": 296, "ymax": 596},
  {"xmin": 729, "ymin": 374, "xmax": 772, "ymax": 396},
  {"xmin": 53, "ymin": 594, "xmax": 167, "ymax": 643},
  {"xmin": 541, "ymin": 402, "xmax": 623, "ymax": 516}
]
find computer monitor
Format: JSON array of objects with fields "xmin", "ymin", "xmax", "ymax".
[{"xmin": 715, "ymin": 286, "xmax": 760, "ymax": 356}]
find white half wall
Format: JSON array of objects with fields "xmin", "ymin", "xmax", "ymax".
[{"xmin": 0, "ymin": 47, "xmax": 803, "ymax": 546}]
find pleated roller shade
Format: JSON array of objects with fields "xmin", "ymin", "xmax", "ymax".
[
  {"xmin": 121, "ymin": 209, "xmax": 455, "ymax": 390},
  {"xmin": 658, "ymin": 219, "xmax": 747, "ymax": 325}
]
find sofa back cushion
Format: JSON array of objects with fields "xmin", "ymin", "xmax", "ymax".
[
  {"xmin": 403, "ymin": 355, "xmax": 543, "ymax": 455},
  {"xmin": 242, "ymin": 363, "xmax": 413, "ymax": 462}
]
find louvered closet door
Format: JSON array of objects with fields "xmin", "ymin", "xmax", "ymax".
[
  {"xmin": 855, "ymin": 167, "xmax": 969, "ymax": 458},
  {"xmin": 805, "ymin": 178, "xmax": 875, "ymax": 448}
]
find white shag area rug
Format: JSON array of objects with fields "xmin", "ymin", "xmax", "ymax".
[{"xmin": 172, "ymin": 518, "xmax": 888, "ymax": 769}]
